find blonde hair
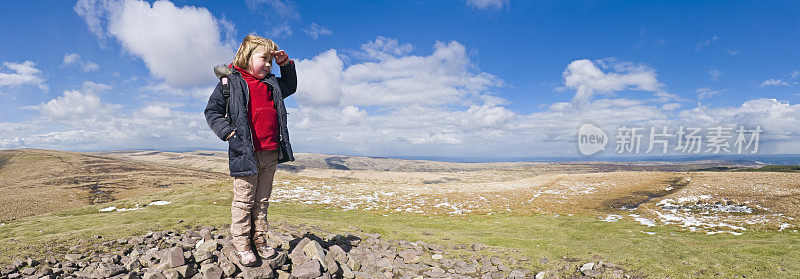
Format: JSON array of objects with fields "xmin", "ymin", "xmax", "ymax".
[{"xmin": 232, "ymin": 34, "xmax": 279, "ymax": 69}]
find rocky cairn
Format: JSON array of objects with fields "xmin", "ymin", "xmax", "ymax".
[
  {"xmin": 0, "ymin": 224, "xmax": 631, "ymax": 279},
  {"xmin": 0, "ymin": 223, "xmax": 531, "ymax": 279}
]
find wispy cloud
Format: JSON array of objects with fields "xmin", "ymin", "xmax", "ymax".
[
  {"xmin": 303, "ymin": 23, "xmax": 332, "ymax": 40},
  {"xmin": 696, "ymin": 87, "xmax": 725, "ymax": 100},
  {"xmin": 726, "ymin": 49, "xmax": 739, "ymax": 56},
  {"xmin": 466, "ymin": 0, "xmax": 509, "ymax": 11},
  {"xmin": 0, "ymin": 61, "xmax": 48, "ymax": 93},
  {"xmin": 62, "ymin": 53, "xmax": 99, "ymax": 72},
  {"xmin": 760, "ymin": 79, "xmax": 790, "ymax": 87},
  {"xmin": 709, "ymin": 68, "xmax": 724, "ymax": 82},
  {"xmin": 695, "ymin": 35, "xmax": 718, "ymax": 52}
]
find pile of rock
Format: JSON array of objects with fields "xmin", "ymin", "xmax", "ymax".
[{"xmin": 0, "ymin": 225, "xmax": 538, "ymax": 279}]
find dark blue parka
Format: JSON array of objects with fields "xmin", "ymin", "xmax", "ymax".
[{"xmin": 204, "ymin": 62, "xmax": 297, "ymax": 177}]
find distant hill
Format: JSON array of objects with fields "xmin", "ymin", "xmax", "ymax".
[{"xmin": 0, "ymin": 149, "xmax": 225, "ymax": 222}]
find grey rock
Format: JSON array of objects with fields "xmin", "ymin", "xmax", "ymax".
[
  {"xmin": 266, "ymin": 231, "xmax": 291, "ymax": 250},
  {"xmin": 423, "ymin": 266, "xmax": 446, "ymax": 278},
  {"xmin": 199, "ymin": 229, "xmax": 214, "ymax": 241},
  {"xmin": 92, "ymin": 263, "xmax": 126, "ymax": 278},
  {"xmin": 346, "ymin": 255, "xmax": 360, "ymax": 272},
  {"xmin": 275, "ymin": 270, "xmax": 291, "ymax": 279},
  {"xmin": 509, "ymin": 269, "xmax": 526, "ymax": 278},
  {"xmin": 33, "ymin": 267, "xmax": 53, "ymax": 277},
  {"xmin": 143, "ymin": 270, "xmax": 167, "ymax": 279},
  {"xmin": 291, "ymin": 260, "xmax": 321, "ymax": 279},
  {"xmin": 162, "ymin": 269, "xmax": 180, "ymax": 279},
  {"xmin": 340, "ymin": 263, "xmax": 355, "ymax": 279},
  {"xmin": 169, "ymin": 265, "xmax": 197, "ymax": 279},
  {"xmin": 497, "ymin": 264, "xmax": 509, "ymax": 272},
  {"xmin": 327, "ymin": 245, "xmax": 348, "ymax": 264},
  {"xmin": 124, "ymin": 259, "xmax": 141, "ymax": 271},
  {"xmin": 398, "ymin": 250, "xmax": 420, "ymax": 264},
  {"xmin": 21, "ymin": 267, "xmax": 36, "ymax": 276},
  {"xmin": 583, "ymin": 269, "xmax": 603, "ymax": 277},
  {"xmin": 1, "ymin": 266, "xmax": 16, "ymax": 275},
  {"xmin": 480, "ymin": 265, "xmax": 498, "ymax": 274},
  {"xmin": 375, "ymin": 258, "xmax": 392, "ymax": 271},
  {"xmin": 580, "ymin": 262, "xmax": 595, "ymax": 273},
  {"xmin": 219, "ymin": 260, "xmax": 237, "ymax": 277},
  {"xmin": 200, "ymin": 264, "xmax": 223, "ymax": 279},
  {"xmin": 157, "ymin": 247, "xmax": 185, "ymax": 270},
  {"xmin": 197, "ymin": 240, "xmax": 219, "ymax": 255},
  {"xmin": 302, "ymin": 240, "xmax": 326, "ymax": 268},
  {"xmin": 289, "ymin": 249, "xmax": 311, "ymax": 266},
  {"xmin": 65, "ymin": 254, "xmax": 83, "ymax": 262},
  {"xmin": 194, "ymin": 251, "xmax": 213, "ymax": 263},
  {"xmin": 12, "ymin": 259, "xmax": 26, "ymax": 269},
  {"xmin": 323, "ymin": 252, "xmax": 340, "ymax": 276}
]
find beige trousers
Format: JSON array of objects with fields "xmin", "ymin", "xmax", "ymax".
[{"xmin": 231, "ymin": 149, "xmax": 279, "ymax": 251}]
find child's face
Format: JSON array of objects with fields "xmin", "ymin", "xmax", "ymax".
[{"xmin": 248, "ymin": 49, "xmax": 272, "ymax": 79}]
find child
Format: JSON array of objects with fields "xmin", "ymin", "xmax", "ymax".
[{"xmin": 204, "ymin": 34, "xmax": 297, "ymax": 266}]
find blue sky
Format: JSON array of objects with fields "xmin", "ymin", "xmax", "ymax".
[{"xmin": 0, "ymin": 0, "xmax": 799, "ymax": 157}]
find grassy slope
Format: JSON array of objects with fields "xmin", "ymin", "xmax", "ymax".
[{"xmin": 0, "ymin": 179, "xmax": 798, "ymax": 278}]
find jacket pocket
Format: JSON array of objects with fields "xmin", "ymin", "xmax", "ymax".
[{"xmin": 228, "ymin": 133, "xmax": 245, "ymax": 157}]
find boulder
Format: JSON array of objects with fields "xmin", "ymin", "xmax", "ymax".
[{"xmin": 291, "ymin": 259, "xmax": 321, "ymax": 279}]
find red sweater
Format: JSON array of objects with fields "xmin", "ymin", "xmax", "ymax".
[{"xmin": 234, "ymin": 66, "xmax": 279, "ymax": 151}]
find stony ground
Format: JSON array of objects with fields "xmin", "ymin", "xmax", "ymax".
[
  {"xmin": 96, "ymin": 150, "xmax": 800, "ymax": 234},
  {"xmin": 0, "ymin": 222, "xmax": 639, "ymax": 279}
]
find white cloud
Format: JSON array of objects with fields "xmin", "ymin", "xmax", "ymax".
[
  {"xmin": 294, "ymin": 49, "xmax": 344, "ymax": 107},
  {"xmin": 303, "ymin": 23, "xmax": 332, "ymax": 40},
  {"xmin": 0, "ymin": 61, "xmax": 48, "ymax": 92},
  {"xmin": 695, "ymin": 35, "xmax": 718, "ymax": 51},
  {"xmin": 679, "ymin": 99, "xmax": 800, "ymax": 142},
  {"xmin": 38, "ymin": 89, "xmax": 119, "ymax": 121},
  {"xmin": 791, "ymin": 70, "xmax": 800, "ymax": 79},
  {"xmin": 560, "ymin": 59, "xmax": 665, "ymax": 107},
  {"xmin": 463, "ymin": 103, "xmax": 516, "ymax": 129},
  {"xmin": 139, "ymin": 105, "xmax": 174, "ymax": 119},
  {"xmin": 726, "ymin": 49, "xmax": 739, "ymax": 56},
  {"xmin": 62, "ymin": 53, "xmax": 100, "ymax": 72},
  {"xmin": 466, "ymin": 0, "xmax": 509, "ymax": 10},
  {"xmin": 760, "ymin": 79, "xmax": 790, "ymax": 87},
  {"xmin": 696, "ymin": 88, "xmax": 724, "ymax": 100},
  {"xmin": 708, "ymin": 68, "xmax": 723, "ymax": 82},
  {"xmin": 75, "ymin": 0, "xmax": 234, "ymax": 88},
  {"xmin": 359, "ymin": 36, "xmax": 414, "ymax": 61},
  {"xmin": 1, "ymin": 81, "xmax": 218, "ymax": 151},
  {"xmin": 286, "ymin": 37, "xmax": 513, "ymax": 155},
  {"xmin": 340, "ymin": 106, "xmax": 366, "ymax": 125}
]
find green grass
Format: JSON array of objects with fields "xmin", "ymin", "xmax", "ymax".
[
  {"xmin": 736, "ymin": 165, "xmax": 800, "ymax": 172},
  {"xmin": 692, "ymin": 165, "xmax": 800, "ymax": 172},
  {"xmin": 1, "ymin": 180, "xmax": 798, "ymax": 278}
]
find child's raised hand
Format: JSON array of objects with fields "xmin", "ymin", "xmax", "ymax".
[{"xmin": 270, "ymin": 50, "xmax": 289, "ymax": 65}]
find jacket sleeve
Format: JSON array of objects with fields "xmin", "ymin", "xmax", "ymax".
[
  {"xmin": 277, "ymin": 60, "xmax": 297, "ymax": 99},
  {"xmin": 205, "ymin": 82, "xmax": 235, "ymax": 141}
]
